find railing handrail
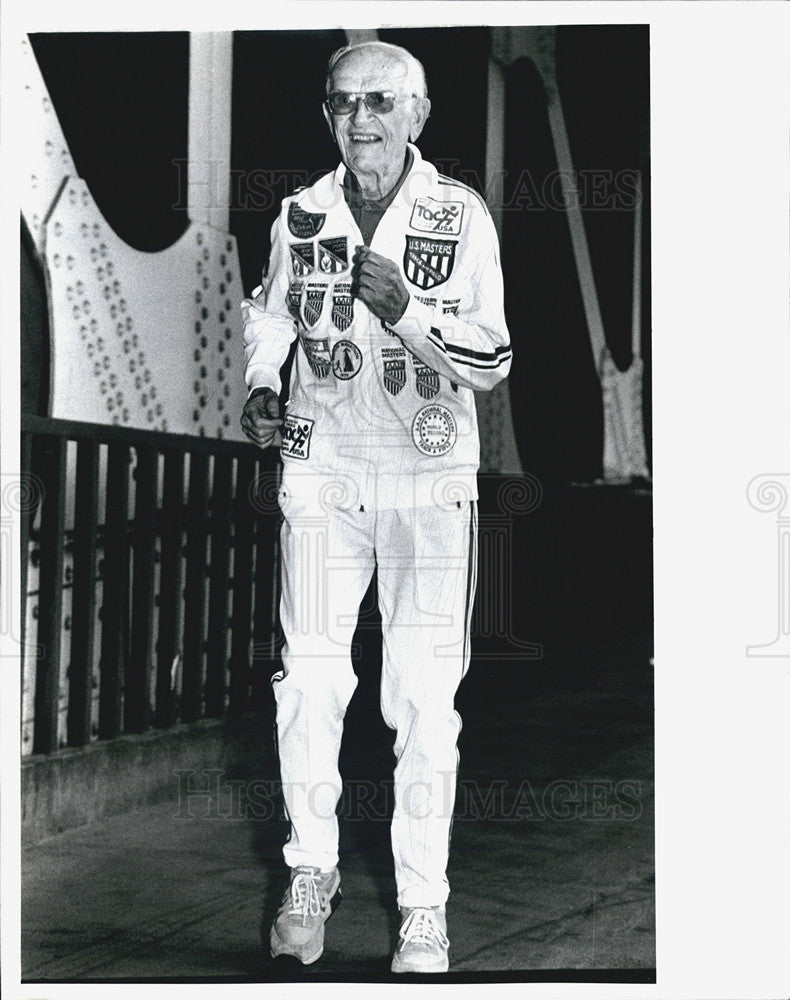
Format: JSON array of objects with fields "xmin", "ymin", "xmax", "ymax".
[{"xmin": 22, "ymin": 413, "xmax": 272, "ymax": 460}]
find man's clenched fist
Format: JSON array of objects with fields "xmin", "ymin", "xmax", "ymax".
[
  {"xmin": 241, "ymin": 387, "xmax": 282, "ymax": 449},
  {"xmin": 351, "ymin": 245, "xmax": 410, "ymax": 325}
]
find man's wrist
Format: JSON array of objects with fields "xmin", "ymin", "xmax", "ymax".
[{"xmin": 248, "ymin": 386, "xmax": 274, "ymax": 401}]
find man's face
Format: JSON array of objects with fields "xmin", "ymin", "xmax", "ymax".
[{"xmin": 324, "ymin": 50, "xmax": 429, "ymax": 178}]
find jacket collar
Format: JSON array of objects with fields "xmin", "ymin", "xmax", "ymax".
[{"xmin": 299, "ymin": 144, "xmax": 436, "ymax": 213}]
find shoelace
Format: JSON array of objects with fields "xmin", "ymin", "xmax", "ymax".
[
  {"xmin": 397, "ymin": 908, "xmax": 449, "ymax": 951},
  {"xmin": 287, "ymin": 870, "xmax": 324, "ymax": 926}
]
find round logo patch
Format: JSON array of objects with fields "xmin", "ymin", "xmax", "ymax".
[
  {"xmin": 331, "ymin": 340, "xmax": 363, "ymax": 380},
  {"xmin": 411, "ymin": 404, "xmax": 457, "ymax": 456}
]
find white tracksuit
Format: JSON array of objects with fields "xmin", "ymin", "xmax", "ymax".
[{"xmin": 242, "ymin": 143, "xmax": 511, "ymax": 907}]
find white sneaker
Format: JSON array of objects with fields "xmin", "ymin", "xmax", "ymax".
[
  {"xmin": 391, "ymin": 906, "xmax": 450, "ymax": 974},
  {"xmin": 269, "ymin": 865, "xmax": 341, "ymax": 964}
]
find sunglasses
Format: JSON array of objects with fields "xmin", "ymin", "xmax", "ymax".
[{"xmin": 325, "ymin": 91, "xmax": 417, "ymax": 116}]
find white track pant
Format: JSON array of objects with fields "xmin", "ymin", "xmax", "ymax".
[{"xmin": 272, "ymin": 492, "xmax": 477, "ymax": 908}]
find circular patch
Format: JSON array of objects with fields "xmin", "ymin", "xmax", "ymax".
[
  {"xmin": 411, "ymin": 404, "xmax": 457, "ymax": 456},
  {"xmin": 331, "ymin": 340, "xmax": 363, "ymax": 380}
]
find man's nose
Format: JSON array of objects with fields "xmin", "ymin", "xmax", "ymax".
[{"xmin": 350, "ymin": 96, "xmax": 374, "ymax": 124}]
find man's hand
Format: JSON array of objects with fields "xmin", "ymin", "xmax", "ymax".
[
  {"xmin": 241, "ymin": 387, "xmax": 282, "ymax": 449},
  {"xmin": 351, "ymin": 246, "xmax": 410, "ymax": 325}
]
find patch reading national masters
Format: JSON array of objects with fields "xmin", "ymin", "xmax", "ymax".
[
  {"xmin": 403, "ymin": 236, "xmax": 456, "ymax": 290},
  {"xmin": 411, "ymin": 404, "xmax": 457, "ymax": 456}
]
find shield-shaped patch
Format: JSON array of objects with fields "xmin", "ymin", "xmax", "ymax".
[
  {"xmin": 300, "ymin": 336, "xmax": 331, "ymax": 378},
  {"xmin": 412, "ymin": 355, "xmax": 440, "ymax": 399},
  {"xmin": 318, "ymin": 237, "xmax": 349, "ymax": 274},
  {"xmin": 290, "ymin": 243, "xmax": 314, "ymax": 277},
  {"xmin": 287, "ymin": 280, "xmax": 304, "ymax": 319},
  {"xmin": 288, "ymin": 202, "xmax": 325, "ymax": 238},
  {"xmin": 381, "ymin": 346, "xmax": 407, "ymax": 395},
  {"xmin": 331, "ymin": 283, "xmax": 354, "ymax": 332},
  {"xmin": 403, "ymin": 236, "xmax": 456, "ymax": 290},
  {"xmin": 302, "ymin": 284, "xmax": 326, "ymax": 327}
]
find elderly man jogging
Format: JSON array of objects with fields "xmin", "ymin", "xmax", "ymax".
[{"xmin": 240, "ymin": 39, "xmax": 511, "ymax": 974}]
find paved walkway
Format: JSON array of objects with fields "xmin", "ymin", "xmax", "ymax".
[{"xmin": 22, "ymin": 633, "xmax": 654, "ymax": 982}]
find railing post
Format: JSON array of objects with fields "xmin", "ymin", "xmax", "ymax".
[
  {"xmin": 98, "ymin": 442, "xmax": 130, "ymax": 740},
  {"xmin": 182, "ymin": 451, "xmax": 210, "ymax": 722},
  {"xmin": 155, "ymin": 450, "xmax": 185, "ymax": 728},
  {"xmin": 32, "ymin": 434, "xmax": 67, "ymax": 754},
  {"xmin": 228, "ymin": 454, "xmax": 256, "ymax": 716},
  {"xmin": 205, "ymin": 453, "xmax": 233, "ymax": 717},
  {"xmin": 126, "ymin": 444, "xmax": 158, "ymax": 732},
  {"xmin": 67, "ymin": 439, "xmax": 99, "ymax": 747}
]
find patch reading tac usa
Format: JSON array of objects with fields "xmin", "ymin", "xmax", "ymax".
[
  {"xmin": 412, "ymin": 403, "xmax": 457, "ymax": 457},
  {"xmin": 281, "ymin": 414, "xmax": 314, "ymax": 460},
  {"xmin": 332, "ymin": 340, "xmax": 363, "ymax": 380},
  {"xmin": 412, "ymin": 355, "xmax": 440, "ymax": 399},
  {"xmin": 331, "ymin": 283, "xmax": 353, "ymax": 331},
  {"xmin": 403, "ymin": 236, "xmax": 456, "ymax": 290},
  {"xmin": 381, "ymin": 346, "xmax": 407, "ymax": 395},
  {"xmin": 288, "ymin": 202, "xmax": 325, "ymax": 238},
  {"xmin": 303, "ymin": 284, "xmax": 327, "ymax": 327},
  {"xmin": 318, "ymin": 237, "xmax": 349, "ymax": 274},
  {"xmin": 290, "ymin": 243, "xmax": 315, "ymax": 277},
  {"xmin": 300, "ymin": 336, "xmax": 331, "ymax": 378},
  {"xmin": 410, "ymin": 196, "xmax": 464, "ymax": 235}
]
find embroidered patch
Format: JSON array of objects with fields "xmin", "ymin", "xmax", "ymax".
[
  {"xmin": 412, "ymin": 355, "xmax": 440, "ymax": 399},
  {"xmin": 318, "ymin": 237, "xmax": 349, "ymax": 274},
  {"xmin": 403, "ymin": 236, "xmax": 456, "ymax": 290},
  {"xmin": 287, "ymin": 280, "xmax": 304, "ymax": 319},
  {"xmin": 381, "ymin": 346, "xmax": 407, "ymax": 396},
  {"xmin": 331, "ymin": 340, "xmax": 363, "ymax": 380},
  {"xmin": 302, "ymin": 284, "xmax": 327, "ymax": 327},
  {"xmin": 442, "ymin": 298, "xmax": 460, "ymax": 316},
  {"xmin": 411, "ymin": 403, "xmax": 457, "ymax": 457},
  {"xmin": 331, "ymin": 282, "xmax": 354, "ymax": 331},
  {"xmin": 300, "ymin": 337, "xmax": 331, "ymax": 378},
  {"xmin": 290, "ymin": 243, "xmax": 314, "ymax": 277},
  {"xmin": 281, "ymin": 414, "xmax": 314, "ymax": 460},
  {"xmin": 409, "ymin": 196, "xmax": 464, "ymax": 235},
  {"xmin": 288, "ymin": 202, "xmax": 325, "ymax": 238}
]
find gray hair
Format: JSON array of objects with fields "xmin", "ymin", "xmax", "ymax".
[{"xmin": 326, "ymin": 41, "xmax": 428, "ymax": 98}]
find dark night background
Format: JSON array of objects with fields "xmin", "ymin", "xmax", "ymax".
[{"xmin": 27, "ymin": 25, "xmax": 651, "ymax": 485}]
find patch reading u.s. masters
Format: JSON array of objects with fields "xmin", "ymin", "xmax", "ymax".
[
  {"xmin": 318, "ymin": 237, "xmax": 349, "ymax": 274},
  {"xmin": 411, "ymin": 404, "xmax": 457, "ymax": 456},
  {"xmin": 290, "ymin": 243, "xmax": 315, "ymax": 277},
  {"xmin": 281, "ymin": 414, "xmax": 314, "ymax": 460},
  {"xmin": 409, "ymin": 196, "xmax": 464, "ymax": 235},
  {"xmin": 331, "ymin": 340, "xmax": 363, "ymax": 380},
  {"xmin": 288, "ymin": 202, "xmax": 326, "ymax": 238},
  {"xmin": 403, "ymin": 236, "xmax": 456, "ymax": 290}
]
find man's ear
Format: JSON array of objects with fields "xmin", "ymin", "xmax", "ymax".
[
  {"xmin": 323, "ymin": 102, "xmax": 338, "ymax": 144},
  {"xmin": 409, "ymin": 98, "xmax": 431, "ymax": 143}
]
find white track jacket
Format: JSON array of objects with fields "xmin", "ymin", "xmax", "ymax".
[{"xmin": 242, "ymin": 144, "xmax": 512, "ymax": 510}]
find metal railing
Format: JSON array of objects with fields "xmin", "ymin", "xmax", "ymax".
[{"xmin": 21, "ymin": 414, "xmax": 281, "ymax": 755}]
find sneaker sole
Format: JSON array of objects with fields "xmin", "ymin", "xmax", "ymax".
[
  {"xmin": 391, "ymin": 950, "xmax": 449, "ymax": 975},
  {"xmin": 269, "ymin": 886, "xmax": 342, "ymax": 965}
]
